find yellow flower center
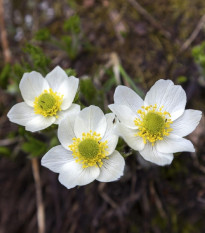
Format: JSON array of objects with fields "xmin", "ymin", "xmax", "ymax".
[
  {"xmin": 69, "ymin": 130, "xmax": 108, "ymax": 168},
  {"xmin": 134, "ymin": 104, "xmax": 173, "ymax": 145},
  {"xmin": 34, "ymin": 88, "xmax": 63, "ymax": 118}
]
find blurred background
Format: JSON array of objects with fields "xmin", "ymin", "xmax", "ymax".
[{"xmin": 0, "ymin": 0, "xmax": 205, "ymax": 232}]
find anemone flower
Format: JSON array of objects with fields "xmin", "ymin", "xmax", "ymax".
[
  {"xmin": 109, "ymin": 79, "xmax": 202, "ymax": 166},
  {"xmin": 7, "ymin": 66, "xmax": 79, "ymax": 132},
  {"xmin": 41, "ymin": 105, "xmax": 125, "ymax": 189}
]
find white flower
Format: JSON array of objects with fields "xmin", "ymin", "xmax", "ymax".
[
  {"xmin": 41, "ymin": 105, "xmax": 125, "ymax": 189},
  {"xmin": 109, "ymin": 79, "xmax": 202, "ymax": 166},
  {"xmin": 7, "ymin": 66, "xmax": 80, "ymax": 132}
]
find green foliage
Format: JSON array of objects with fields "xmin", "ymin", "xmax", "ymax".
[
  {"xmin": 119, "ymin": 65, "xmax": 145, "ymax": 98},
  {"xmin": 80, "ymin": 78, "xmax": 104, "ymax": 109},
  {"xmin": 0, "ymin": 146, "xmax": 11, "ymax": 157},
  {"xmin": 177, "ymin": 76, "xmax": 187, "ymax": 84},
  {"xmin": 5, "ymin": 42, "xmax": 51, "ymax": 92},
  {"xmin": 65, "ymin": 68, "xmax": 77, "ymax": 77},
  {"xmin": 22, "ymin": 136, "xmax": 47, "ymax": 158},
  {"xmin": 116, "ymin": 138, "xmax": 132, "ymax": 158},
  {"xmin": 152, "ymin": 208, "xmax": 200, "ymax": 233},
  {"xmin": 103, "ymin": 76, "xmax": 116, "ymax": 92},
  {"xmin": 80, "ymin": 78, "xmax": 97, "ymax": 102},
  {"xmin": 152, "ymin": 214, "xmax": 167, "ymax": 231},
  {"xmin": 73, "ymin": 89, "xmax": 80, "ymax": 104},
  {"xmin": 23, "ymin": 43, "xmax": 51, "ymax": 73},
  {"xmin": 6, "ymin": 63, "xmax": 26, "ymax": 93},
  {"xmin": 35, "ymin": 28, "xmax": 51, "ymax": 41},
  {"xmin": 18, "ymin": 126, "xmax": 26, "ymax": 137},
  {"xmin": 103, "ymin": 68, "xmax": 117, "ymax": 92},
  {"xmin": 192, "ymin": 42, "xmax": 205, "ymax": 76},
  {"xmin": 12, "ymin": 63, "xmax": 26, "ymax": 79},
  {"xmin": 49, "ymin": 136, "xmax": 59, "ymax": 148},
  {"xmin": 0, "ymin": 64, "xmax": 11, "ymax": 89},
  {"xmin": 63, "ymin": 15, "xmax": 81, "ymax": 34},
  {"xmin": 67, "ymin": 0, "xmax": 78, "ymax": 9},
  {"xmin": 61, "ymin": 15, "xmax": 81, "ymax": 59},
  {"xmin": 160, "ymin": 157, "xmax": 188, "ymax": 191},
  {"xmin": 161, "ymin": 157, "xmax": 187, "ymax": 179},
  {"xmin": 61, "ymin": 35, "xmax": 79, "ymax": 59}
]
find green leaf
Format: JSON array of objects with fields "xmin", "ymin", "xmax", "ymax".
[
  {"xmin": 119, "ymin": 65, "xmax": 145, "ymax": 98},
  {"xmin": 103, "ymin": 76, "xmax": 116, "ymax": 92},
  {"xmin": 49, "ymin": 136, "xmax": 59, "ymax": 148}
]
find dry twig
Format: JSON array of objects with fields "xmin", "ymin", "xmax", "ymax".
[
  {"xmin": 180, "ymin": 14, "xmax": 205, "ymax": 52},
  {"xmin": 150, "ymin": 181, "xmax": 166, "ymax": 218},
  {"xmin": 98, "ymin": 183, "xmax": 118, "ymax": 208},
  {"xmin": 0, "ymin": 0, "xmax": 11, "ymax": 63},
  {"xmin": 31, "ymin": 158, "xmax": 45, "ymax": 233},
  {"xmin": 0, "ymin": 138, "xmax": 19, "ymax": 146}
]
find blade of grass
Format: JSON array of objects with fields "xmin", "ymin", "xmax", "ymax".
[{"xmin": 119, "ymin": 65, "xmax": 145, "ymax": 98}]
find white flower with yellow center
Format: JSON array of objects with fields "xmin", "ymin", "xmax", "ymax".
[
  {"xmin": 41, "ymin": 105, "xmax": 125, "ymax": 189},
  {"xmin": 109, "ymin": 79, "xmax": 202, "ymax": 166},
  {"xmin": 7, "ymin": 66, "xmax": 80, "ymax": 132}
]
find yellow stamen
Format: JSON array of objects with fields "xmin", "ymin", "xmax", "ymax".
[
  {"xmin": 134, "ymin": 104, "xmax": 173, "ymax": 145},
  {"xmin": 69, "ymin": 130, "xmax": 108, "ymax": 168},
  {"xmin": 34, "ymin": 88, "xmax": 63, "ymax": 118}
]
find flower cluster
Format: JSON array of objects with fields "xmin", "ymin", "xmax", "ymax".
[{"xmin": 7, "ymin": 67, "xmax": 202, "ymax": 189}]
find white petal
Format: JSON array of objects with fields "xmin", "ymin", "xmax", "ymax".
[
  {"xmin": 113, "ymin": 85, "xmax": 144, "ymax": 113},
  {"xmin": 74, "ymin": 105, "xmax": 107, "ymax": 138},
  {"xmin": 58, "ymin": 161, "xmax": 80, "ymax": 189},
  {"xmin": 41, "ymin": 145, "xmax": 74, "ymax": 173},
  {"xmin": 45, "ymin": 66, "xmax": 79, "ymax": 110},
  {"xmin": 7, "ymin": 102, "xmax": 55, "ymax": 132},
  {"xmin": 116, "ymin": 123, "xmax": 145, "ymax": 151},
  {"xmin": 58, "ymin": 111, "xmax": 78, "ymax": 150},
  {"xmin": 144, "ymin": 79, "xmax": 186, "ymax": 120},
  {"xmin": 97, "ymin": 151, "xmax": 125, "ymax": 182},
  {"xmin": 58, "ymin": 77, "xmax": 79, "ymax": 110},
  {"xmin": 25, "ymin": 115, "xmax": 55, "ymax": 132},
  {"xmin": 55, "ymin": 104, "xmax": 80, "ymax": 124},
  {"xmin": 45, "ymin": 66, "xmax": 69, "ymax": 92},
  {"xmin": 109, "ymin": 104, "xmax": 138, "ymax": 128},
  {"xmin": 101, "ymin": 113, "xmax": 118, "ymax": 155},
  {"xmin": 76, "ymin": 166, "xmax": 100, "ymax": 186},
  {"xmin": 20, "ymin": 71, "xmax": 49, "ymax": 107},
  {"xmin": 59, "ymin": 162, "xmax": 100, "ymax": 189},
  {"xmin": 156, "ymin": 134, "xmax": 195, "ymax": 153},
  {"xmin": 7, "ymin": 102, "xmax": 35, "ymax": 126},
  {"xmin": 139, "ymin": 143, "xmax": 173, "ymax": 166},
  {"xmin": 171, "ymin": 109, "xmax": 202, "ymax": 137}
]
